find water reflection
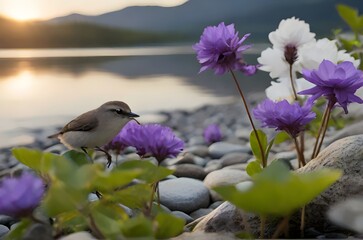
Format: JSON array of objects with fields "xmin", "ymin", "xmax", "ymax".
[{"xmin": 0, "ymin": 47, "xmax": 270, "ymax": 147}]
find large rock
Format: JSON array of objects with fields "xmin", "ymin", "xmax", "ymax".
[
  {"xmin": 159, "ymin": 178, "xmax": 210, "ymax": 213},
  {"xmin": 297, "ymin": 135, "xmax": 363, "ymax": 229},
  {"xmin": 193, "ymin": 135, "xmax": 363, "ymax": 237}
]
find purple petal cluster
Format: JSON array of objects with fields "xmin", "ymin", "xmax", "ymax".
[
  {"xmin": 203, "ymin": 124, "xmax": 222, "ymax": 144},
  {"xmin": 253, "ymin": 99, "xmax": 316, "ymax": 138},
  {"xmin": 193, "ymin": 22, "xmax": 258, "ymax": 75},
  {"xmin": 0, "ymin": 172, "xmax": 44, "ymax": 218},
  {"xmin": 104, "ymin": 130, "xmax": 127, "ymax": 155},
  {"xmin": 120, "ymin": 122, "xmax": 184, "ymax": 162},
  {"xmin": 299, "ymin": 59, "xmax": 363, "ymax": 113}
]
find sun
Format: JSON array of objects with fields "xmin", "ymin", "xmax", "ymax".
[{"xmin": 1, "ymin": 2, "xmax": 40, "ymax": 21}]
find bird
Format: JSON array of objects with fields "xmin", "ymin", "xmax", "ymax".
[{"xmin": 48, "ymin": 101, "xmax": 139, "ymax": 167}]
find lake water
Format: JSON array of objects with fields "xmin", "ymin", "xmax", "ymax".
[{"xmin": 0, "ymin": 45, "xmax": 270, "ymax": 147}]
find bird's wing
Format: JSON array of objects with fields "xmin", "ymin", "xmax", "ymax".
[{"xmin": 60, "ymin": 110, "xmax": 99, "ymax": 134}]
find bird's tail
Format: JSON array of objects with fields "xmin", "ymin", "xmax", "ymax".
[{"xmin": 47, "ymin": 133, "xmax": 59, "ymax": 139}]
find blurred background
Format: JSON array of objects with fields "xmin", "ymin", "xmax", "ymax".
[{"xmin": 0, "ymin": 0, "xmax": 362, "ymax": 147}]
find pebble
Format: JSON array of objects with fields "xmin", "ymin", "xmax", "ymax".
[
  {"xmin": 59, "ymin": 231, "xmax": 97, "ymax": 240},
  {"xmin": 22, "ymin": 223, "xmax": 53, "ymax": 240},
  {"xmin": 189, "ymin": 208, "xmax": 213, "ymax": 220},
  {"xmin": 159, "ymin": 177, "xmax": 210, "ymax": 213},
  {"xmin": 185, "ymin": 145, "xmax": 209, "ymax": 158},
  {"xmin": 170, "ymin": 164, "xmax": 207, "ymax": 180},
  {"xmin": 171, "ymin": 211, "xmax": 194, "ymax": 224},
  {"xmin": 204, "ymin": 169, "xmax": 250, "ymax": 201},
  {"xmin": 220, "ymin": 152, "xmax": 250, "ymax": 167},
  {"xmin": 208, "ymin": 142, "xmax": 251, "ymax": 158},
  {"xmin": 0, "ymin": 225, "xmax": 9, "ymax": 238},
  {"xmin": 0, "ymin": 215, "xmax": 17, "ymax": 228}
]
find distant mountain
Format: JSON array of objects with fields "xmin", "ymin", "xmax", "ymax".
[
  {"xmin": 49, "ymin": 0, "xmax": 363, "ymax": 41},
  {"xmin": 0, "ymin": 18, "xmax": 176, "ymax": 48}
]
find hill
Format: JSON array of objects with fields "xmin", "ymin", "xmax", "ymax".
[{"xmin": 0, "ymin": 18, "xmax": 177, "ymax": 48}]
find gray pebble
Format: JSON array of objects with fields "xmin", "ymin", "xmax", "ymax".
[
  {"xmin": 220, "ymin": 152, "xmax": 250, "ymax": 167},
  {"xmin": 0, "ymin": 225, "xmax": 9, "ymax": 238},
  {"xmin": 189, "ymin": 208, "xmax": 213, "ymax": 220},
  {"xmin": 208, "ymin": 142, "xmax": 250, "ymax": 158},
  {"xmin": 170, "ymin": 164, "xmax": 207, "ymax": 180},
  {"xmin": 159, "ymin": 178, "xmax": 210, "ymax": 213},
  {"xmin": 171, "ymin": 211, "xmax": 194, "ymax": 224}
]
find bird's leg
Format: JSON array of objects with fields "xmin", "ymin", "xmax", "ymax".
[
  {"xmin": 95, "ymin": 146, "xmax": 112, "ymax": 168},
  {"xmin": 81, "ymin": 147, "xmax": 94, "ymax": 163}
]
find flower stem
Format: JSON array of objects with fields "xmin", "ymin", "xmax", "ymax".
[
  {"xmin": 272, "ymin": 215, "xmax": 290, "ymax": 239},
  {"xmin": 312, "ymin": 101, "xmax": 334, "ymax": 159},
  {"xmin": 315, "ymin": 103, "xmax": 333, "ymax": 157},
  {"xmin": 311, "ymin": 103, "xmax": 330, "ymax": 159},
  {"xmin": 289, "ymin": 64, "xmax": 298, "ymax": 101},
  {"xmin": 300, "ymin": 206, "xmax": 306, "ymax": 238},
  {"xmin": 229, "ymin": 70, "xmax": 267, "ymax": 168},
  {"xmin": 146, "ymin": 182, "xmax": 158, "ymax": 217},
  {"xmin": 293, "ymin": 136, "xmax": 306, "ymax": 167}
]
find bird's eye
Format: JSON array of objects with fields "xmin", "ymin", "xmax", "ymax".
[{"xmin": 114, "ymin": 109, "xmax": 123, "ymax": 114}]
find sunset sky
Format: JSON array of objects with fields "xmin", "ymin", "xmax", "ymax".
[{"xmin": 0, "ymin": 0, "xmax": 188, "ymax": 21}]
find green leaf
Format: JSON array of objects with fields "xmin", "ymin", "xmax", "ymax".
[
  {"xmin": 273, "ymin": 132, "xmax": 290, "ymax": 145},
  {"xmin": 337, "ymin": 4, "xmax": 363, "ymax": 34},
  {"xmin": 246, "ymin": 161, "xmax": 262, "ymax": 177},
  {"xmin": 214, "ymin": 161, "xmax": 342, "ymax": 216},
  {"xmin": 93, "ymin": 169, "xmax": 142, "ymax": 192},
  {"xmin": 62, "ymin": 150, "xmax": 90, "ymax": 166},
  {"xmin": 121, "ymin": 215, "xmax": 154, "ymax": 239},
  {"xmin": 154, "ymin": 212, "xmax": 185, "ymax": 239},
  {"xmin": 55, "ymin": 210, "xmax": 88, "ymax": 233},
  {"xmin": 43, "ymin": 179, "xmax": 89, "ymax": 216},
  {"xmin": 12, "ymin": 148, "xmax": 61, "ymax": 173},
  {"xmin": 110, "ymin": 183, "xmax": 152, "ymax": 209},
  {"xmin": 91, "ymin": 203, "xmax": 128, "ymax": 240},
  {"xmin": 249, "ymin": 130, "xmax": 267, "ymax": 164},
  {"xmin": 5, "ymin": 219, "xmax": 32, "ymax": 240},
  {"xmin": 116, "ymin": 160, "xmax": 174, "ymax": 183}
]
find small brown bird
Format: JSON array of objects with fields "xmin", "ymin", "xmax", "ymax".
[{"xmin": 49, "ymin": 101, "xmax": 139, "ymax": 166}]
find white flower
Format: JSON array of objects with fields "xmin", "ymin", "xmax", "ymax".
[
  {"xmin": 265, "ymin": 77, "xmax": 315, "ymax": 103},
  {"xmin": 268, "ymin": 17, "xmax": 316, "ymax": 50},
  {"xmin": 258, "ymin": 17, "xmax": 316, "ymax": 79},
  {"xmin": 300, "ymin": 38, "xmax": 360, "ymax": 70}
]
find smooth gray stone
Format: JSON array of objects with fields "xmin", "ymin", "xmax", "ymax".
[
  {"xmin": 171, "ymin": 211, "xmax": 194, "ymax": 224},
  {"xmin": 204, "ymin": 169, "xmax": 250, "ymax": 202},
  {"xmin": 0, "ymin": 225, "xmax": 9, "ymax": 238},
  {"xmin": 189, "ymin": 208, "xmax": 213, "ymax": 220},
  {"xmin": 159, "ymin": 178, "xmax": 210, "ymax": 213},
  {"xmin": 188, "ymin": 136, "xmax": 206, "ymax": 146},
  {"xmin": 209, "ymin": 201, "xmax": 224, "ymax": 210},
  {"xmin": 0, "ymin": 215, "xmax": 17, "ymax": 227},
  {"xmin": 273, "ymin": 151, "xmax": 297, "ymax": 161},
  {"xmin": 220, "ymin": 152, "xmax": 250, "ymax": 167},
  {"xmin": 23, "ymin": 223, "xmax": 53, "ymax": 240},
  {"xmin": 170, "ymin": 164, "xmax": 207, "ymax": 180},
  {"xmin": 328, "ymin": 197, "xmax": 363, "ymax": 234},
  {"xmin": 185, "ymin": 145, "xmax": 209, "ymax": 158},
  {"xmin": 208, "ymin": 142, "xmax": 250, "ymax": 158}
]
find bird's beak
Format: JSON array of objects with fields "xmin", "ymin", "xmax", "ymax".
[{"xmin": 126, "ymin": 112, "xmax": 139, "ymax": 118}]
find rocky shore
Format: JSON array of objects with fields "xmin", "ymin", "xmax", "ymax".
[{"xmin": 0, "ymin": 98, "xmax": 363, "ymax": 239}]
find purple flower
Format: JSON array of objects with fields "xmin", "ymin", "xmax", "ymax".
[
  {"xmin": 299, "ymin": 60, "xmax": 363, "ymax": 113},
  {"xmin": 104, "ymin": 129, "xmax": 128, "ymax": 155},
  {"xmin": 253, "ymin": 99, "xmax": 316, "ymax": 138},
  {"xmin": 193, "ymin": 22, "xmax": 258, "ymax": 75},
  {"xmin": 0, "ymin": 172, "xmax": 44, "ymax": 218},
  {"xmin": 203, "ymin": 124, "xmax": 222, "ymax": 144},
  {"xmin": 120, "ymin": 123, "xmax": 184, "ymax": 162}
]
